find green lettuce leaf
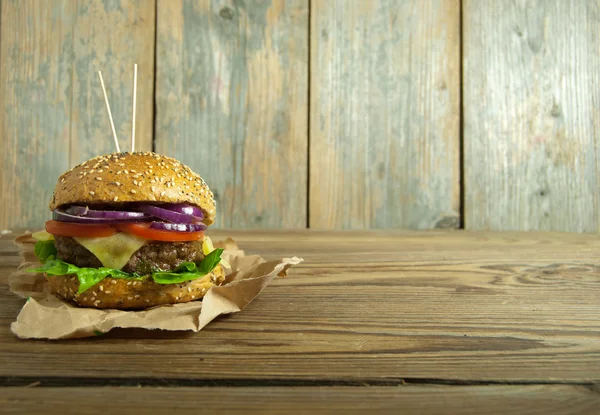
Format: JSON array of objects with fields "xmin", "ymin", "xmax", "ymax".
[
  {"xmin": 29, "ymin": 258, "xmax": 135, "ymax": 294},
  {"xmin": 29, "ymin": 241, "xmax": 224, "ymax": 294},
  {"xmin": 152, "ymin": 248, "xmax": 224, "ymax": 284},
  {"xmin": 34, "ymin": 240, "xmax": 57, "ymax": 263}
]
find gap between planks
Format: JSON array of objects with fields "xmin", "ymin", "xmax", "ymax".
[{"xmin": 1, "ymin": 376, "xmax": 599, "ymax": 388}]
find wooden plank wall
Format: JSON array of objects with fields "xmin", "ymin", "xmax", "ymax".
[
  {"xmin": 0, "ymin": 0, "xmax": 599, "ymax": 232},
  {"xmin": 0, "ymin": 0, "xmax": 155, "ymax": 228},
  {"xmin": 310, "ymin": 0, "xmax": 460, "ymax": 229},
  {"xmin": 464, "ymin": 0, "xmax": 600, "ymax": 232},
  {"xmin": 155, "ymin": 0, "xmax": 308, "ymax": 229}
]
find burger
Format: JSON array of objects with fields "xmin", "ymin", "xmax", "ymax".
[{"xmin": 29, "ymin": 151, "xmax": 227, "ymax": 310}]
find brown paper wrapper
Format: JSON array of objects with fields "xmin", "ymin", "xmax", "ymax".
[{"xmin": 8, "ymin": 233, "xmax": 303, "ymax": 340}]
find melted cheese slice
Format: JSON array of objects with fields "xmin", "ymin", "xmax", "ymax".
[
  {"xmin": 201, "ymin": 236, "xmax": 214, "ymax": 255},
  {"xmin": 202, "ymin": 236, "xmax": 230, "ymax": 268},
  {"xmin": 32, "ymin": 230, "xmax": 54, "ymax": 241},
  {"xmin": 74, "ymin": 233, "xmax": 147, "ymax": 270}
]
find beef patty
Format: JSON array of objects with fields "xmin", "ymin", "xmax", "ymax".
[{"xmin": 53, "ymin": 236, "xmax": 205, "ymax": 274}]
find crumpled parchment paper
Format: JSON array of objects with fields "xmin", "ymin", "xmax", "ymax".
[{"xmin": 8, "ymin": 233, "xmax": 303, "ymax": 340}]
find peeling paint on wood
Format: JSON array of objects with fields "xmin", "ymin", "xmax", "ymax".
[
  {"xmin": 309, "ymin": 0, "xmax": 460, "ymax": 229},
  {"xmin": 0, "ymin": 0, "xmax": 155, "ymax": 229},
  {"xmin": 70, "ymin": 0, "xmax": 155, "ymax": 165},
  {"xmin": 464, "ymin": 0, "xmax": 600, "ymax": 231},
  {"xmin": 0, "ymin": 0, "xmax": 73, "ymax": 228},
  {"xmin": 155, "ymin": 0, "xmax": 309, "ymax": 229}
]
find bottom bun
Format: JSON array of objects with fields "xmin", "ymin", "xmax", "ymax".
[{"xmin": 46, "ymin": 265, "xmax": 226, "ymax": 310}]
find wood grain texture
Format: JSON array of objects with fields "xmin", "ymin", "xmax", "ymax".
[
  {"xmin": 0, "ymin": 0, "xmax": 73, "ymax": 229},
  {"xmin": 2, "ymin": 385, "xmax": 600, "ymax": 414},
  {"xmin": 310, "ymin": 0, "xmax": 460, "ymax": 229},
  {"xmin": 155, "ymin": 0, "xmax": 308, "ymax": 229},
  {"xmin": 1, "ymin": 230, "xmax": 600, "ymax": 382},
  {"xmin": 463, "ymin": 0, "xmax": 600, "ymax": 231},
  {"xmin": 0, "ymin": 0, "xmax": 155, "ymax": 230},
  {"xmin": 69, "ymin": 0, "xmax": 155, "ymax": 164}
]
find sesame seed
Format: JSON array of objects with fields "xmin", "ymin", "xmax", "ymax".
[
  {"xmin": 127, "ymin": 281, "xmax": 132, "ymax": 286},
  {"xmin": 145, "ymin": 162, "xmax": 151, "ymax": 165},
  {"xmin": 145, "ymin": 299, "xmax": 150, "ymax": 303},
  {"xmin": 124, "ymin": 170, "xmax": 128, "ymax": 174},
  {"xmin": 137, "ymin": 182, "xmax": 142, "ymax": 187},
  {"xmin": 105, "ymin": 291, "xmax": 111, "ymax": 294},
  {"xmin": 90, "ymin": 169, "xmax": 95, "ymax": 173},
  {"xmin": 187, "ymin": 287, "xmax": 191, "ymax": 292},
  {"xmin": 96, "ymin": 177, "xmax": 102, "ymax": 181},
  {"xmin": 92, "ymin": 291, "xmax": 97, "ymax": 296},
  {"xmin": 133, "ymin": 180, "xmax": 138, "ymax": 185},
  {"xmin": 134, "ymin": 294, "xmax": 140, "ymax": 299},
  {"xmin": 89, "ymin": 191, "xmax": 95, "ymax": 195},
  {"xmin": 83, "ymin": 297, "xmax": 88, "ymax": 301},
  {"xmin": 130, "ymin": 169, "xmax": 137, "ymax": 172},
  {"xmin": 97, "ymin": 170, "xmax": 103, "ymax": 173},
  {"xmin": 130, "ymin": 189, "xmax": 136, "ymax": 194},
  {"xmin": 115, "ymin": 181, "xmax": 121, "ymax": 186},
  {"xmin": 99, "ymin": 286, "xmax": 104, "ymax": 292},
  {"xmin": 113, "ymin": 196, "xmax": 118, "ymax": 201},
  {"xmin": 111, "ymin": 280, "xmax": 117, "ymax": 285},
  {"xmin": 128, "ymin": 296, "xmax": 133, "ymax": 300},
  {"xmin": 117, "ymin": 170, "xmax": 122, "ymax": 175},
  {"xmin": 191, "ymin": 295, "xmax": 195, "ymax": 299}
]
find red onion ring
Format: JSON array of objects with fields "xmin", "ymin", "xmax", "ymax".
[
  {"xmin": 132, "ymin": 204, "xmax": 203, "ymax": 224},
  {"xmin": 53, "ymin": 208, "xmax": 147, "ymax": 223},
  {"xmin": 149, "ymin": 221, "xmax": 206, "ymax": 232},
  {"xmin": 161, "ymin": 203, "xmax": 204, "ymax": 219},
  {"xmin": 65, "ymin": 206, "xmax": 150, "ymax": 221}
]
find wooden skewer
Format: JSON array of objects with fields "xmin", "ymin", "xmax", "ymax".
[
  {"xmin": 131, "ymin": 63, "xmax": 138, "ymax": 153},
  {"xmin": 97, "ymin": 70, "xmax": 120, "ymax": 153}
]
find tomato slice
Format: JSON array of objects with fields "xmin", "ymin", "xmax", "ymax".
[
  {"xmin": 116, "ymin": 223, "xmax": 205, "ymax": 242},
  {"xmin": 45, "ymin": 220, "xmax": 117, "ymax": 238}
]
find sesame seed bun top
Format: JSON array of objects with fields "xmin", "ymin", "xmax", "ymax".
[{"xmin": 49, "ymin": 151, "xmax": 216, "ymax": 226}]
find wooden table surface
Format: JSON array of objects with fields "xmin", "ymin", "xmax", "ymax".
[{"xmin": 1, "ymin": 229, "xmax": 599, "ymax": 414}]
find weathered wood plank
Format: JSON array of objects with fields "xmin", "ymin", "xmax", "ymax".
[
  {"xmin": 463, "ymin": 0, "xmax": 600, "ymax": 231},
  {"xmin": 0, "ymin": 0, "xmax": 155, "ymax": 230},
  {"xmin": 0, "ymin": 0, "xmax": 74, "ymax": 229},
  {"xmin": 310, "ymin": 0, "xmax": 460, "ymax": 229},
  {"xmin": 155, "ymin": 0, "xmax": 308, "ymax": 229},
  {"xmin": 69, "ymin": 0, "xmax": 155, "ymax": 164},
  {"xmin": 2, "ymin": 385, "xmax": 600, "ymax": 415},
  {"xmin": 1, "ymin": 230, "xmax": 600, "ymax": 382}
]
